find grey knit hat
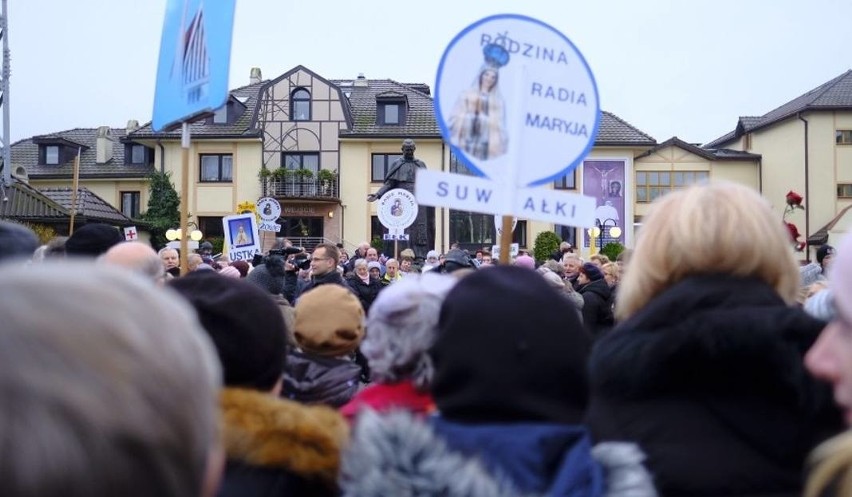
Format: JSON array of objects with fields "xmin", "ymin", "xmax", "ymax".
[{"xmin": 245, "ymin": 263, "xmax": 284, "ymax": 295}]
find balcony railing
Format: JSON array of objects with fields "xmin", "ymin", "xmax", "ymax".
[{"xmin": 261, "ymin": 177, "xmax": 339, "ymax": 200}]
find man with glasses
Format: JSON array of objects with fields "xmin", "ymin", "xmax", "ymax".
[{"xmin": 299, "ymin": 243, "xmax": 348, "ymax": 297}]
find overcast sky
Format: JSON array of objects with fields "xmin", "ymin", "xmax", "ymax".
[{"xmin": 9, "ymin": 0, "xmax": 852, "ymax": 145}]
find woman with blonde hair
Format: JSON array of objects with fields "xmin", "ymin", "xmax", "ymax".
[{"xmin": 586, "ymin": 181, "xmax": 842, "ymax": 496}]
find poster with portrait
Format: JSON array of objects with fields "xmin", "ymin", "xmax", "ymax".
[
  {"xmin": 222, "ymin": 213, "xmax": 261, "ymax": 262},
  {"xmin": 582, "ymin": 160, "xmax": 625, "ymax": 248}
]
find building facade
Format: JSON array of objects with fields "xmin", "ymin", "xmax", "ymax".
[{"xmin": 20, "ymin": 65, "xmax": 849, "ymax": 258}]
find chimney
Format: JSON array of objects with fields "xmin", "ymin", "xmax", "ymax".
[
  {"xmin": 126, "ymin": 119, "xmax": 140, "ymax": 134},
  {"xmin": 250, "ymin": 67, "xmax": 262, "ymax": 84},
  {"xmin": 354, "ymin": 73, "xmax": 368, "ymax": 87},
  {"xmin": 95, "ymin": 126, "xmax": 114, "ymax": 164}
]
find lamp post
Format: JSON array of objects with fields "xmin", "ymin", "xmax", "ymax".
[
  {"xmin": 165, "ymin": 223, "xmax": 203, "ymax": 275},
  {"xmin": 587, "ymin": 218, "xmax": 621, "ymax": 255}
]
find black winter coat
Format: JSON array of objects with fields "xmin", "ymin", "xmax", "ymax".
[
  {"xmin": 586, "ymin": 275, "xmax": 843, "ymax": 497},
  {"xmin": 298, "ymin": 269, "xmax": 348, "ymax": 298},
  {"xmin": 346, "ymin": 274, "xmax": 382, "ymax": 312},
  {"xmin": 578, "ymin": 278, "xmax": 614, "ymax": 337}
]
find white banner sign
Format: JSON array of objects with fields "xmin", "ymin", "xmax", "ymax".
[
  {"xmin": 222, "ymin": 213, "xmax": 261, "ymax": 262},
  {"xmin": 415, "ymin": 169, "xmax": 596, "ymax": 227}
]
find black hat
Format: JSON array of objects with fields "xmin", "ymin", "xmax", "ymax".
[
  {"xmin": 817, "ymin": 245, "xmax": 836, "ymax": 266},
  {"xmin": 65, "ymin": 223, "xmax": 123, "ymax": 257},
  {"xmin": 431, "ymin": 266, "xmax": 590, "ymax": 424},
  {"xmin": 0, "ymin": 220, "xmax": 39, "ymax": 261},
  {"xmin": 442, "ymin": 248, "xmax": 477, "ymax": 273},
  {"xmin": 169, "ymin": 271, "xmax": 287, "ymax": 391}
]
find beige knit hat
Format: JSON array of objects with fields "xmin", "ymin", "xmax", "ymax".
[{"xmin": 295, "ymin": 285, "xmax": 364, "ymax": 356}]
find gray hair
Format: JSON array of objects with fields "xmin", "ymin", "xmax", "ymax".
[
  {"xmin": 353, "ymin": 258, "xmax": 368, "ymax": 269},
  {"xmin": 361, "ymin": 272, "xmax": 457, "ymax": 389},
  {"xmin": 804, "ymin": 288, "xmax": 836, "ymax": 322},
  {"xmin": 0, "ymin": 261, "xmax": 221, "ymax": 497}
]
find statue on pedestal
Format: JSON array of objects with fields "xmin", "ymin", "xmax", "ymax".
[{"xmin": 367, "ymin": 139, "xmax": 435, "ymax": 262}]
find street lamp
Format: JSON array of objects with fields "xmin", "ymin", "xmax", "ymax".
[
  {"xmin": 165, "ymin": 223, "xmax": 203, "ymax": 250},
  {"xmin": 587, "ymin": 218, "xmax": 621, "ymax": 255}
]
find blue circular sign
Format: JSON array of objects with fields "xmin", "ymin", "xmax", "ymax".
[{"xmin": 435, "ymin": 14, "xmax": 601, "ymax": 187}]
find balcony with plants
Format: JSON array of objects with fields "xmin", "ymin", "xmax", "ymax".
[{"xmin": 259, "ymin": 167, "xmax": 339, "ymax": 200}]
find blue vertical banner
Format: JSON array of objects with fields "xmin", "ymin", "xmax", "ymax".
[{"xmin": 152, "ymin": 0, "xmax": 237, "ymax": 132}]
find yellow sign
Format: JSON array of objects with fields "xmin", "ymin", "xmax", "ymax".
[{"xmin": 237, "ymin": 201, "xmax": 256, "ymax": 215}]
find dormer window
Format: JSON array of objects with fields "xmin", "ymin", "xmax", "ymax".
[
  {"xmin": 35, "ymin": 137, "xmax": 86, "ymax": 165},
  {"xmin": 45, "ymin": 145, "xmax": 59, "ymax": 165},
  {"xmin": 291, "ymin": 88, "xmax": 311, "ymax": 121},
  {"xmin": 212, "ymin": 105, "xmax": 228, "ymax": 124},
  {"xmin": 377, "ymin": 98, "xmax": 407, "ymax": 126},
  {"xmin": 126, "ymin": 144, "xmax": 150, "ymax": 165}
]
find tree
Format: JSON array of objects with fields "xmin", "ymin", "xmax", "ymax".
[
  {"xmin": 141, "ymin": 171, "xmax": 180, "ymax": 250},
  {"xmin": 601, "ymin": 242, "xmax": 625, "ymax": 262},
  {"xmin": 533, "ymin": 230, "xmax": 561, "ymax": 263}
]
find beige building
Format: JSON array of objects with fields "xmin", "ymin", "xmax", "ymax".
[
  {"xmin": 705, "ymin": 69, "xmax": 852, "ymax": 257},
  {"xmin": 22, "ymin": 65, "xmax": 851, "ymax": 259}
]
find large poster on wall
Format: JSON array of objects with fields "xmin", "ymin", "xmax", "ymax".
[{"xmin": 582, "ymin": 160, "xmax": 625, "ymax": 249}]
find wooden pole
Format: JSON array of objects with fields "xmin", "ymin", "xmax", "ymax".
[
  {"xmin": 68, "ymin": 147, "xmax": 81, "ymax": 234},
  {"xmin": 499, "ymin": 215, "xmax": 513, "ymax": 265},
  {"xmin": 179, "ymin": 122, "xmax": 190, "ymax": 276}
]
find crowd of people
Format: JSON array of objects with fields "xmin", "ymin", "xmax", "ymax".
[{"xmin": 3, "ymin": 180, "xmax": 852, "ymax": 496}]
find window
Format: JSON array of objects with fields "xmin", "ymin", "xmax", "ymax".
[
  {"xmin": 282, "ymin": 152, "xmax": 319, "ymax": 175},
  {"xmin": 212, "ymin": 104, "xmax": 228, "ymax": 124},
  {"xmin": 291, "ymin": 88, "xmax": 311, "ymax": 121},
  {"xmin": 837, "ymin": 130, "xmax": 852, "ymax": 145},
  {"xmin": 198, "ymin": 216, "xmax": 225, "ymax": 238},
  {"xmin": 554, "ymin": 171, "xmax": 576, "ymax": 189},
  {"xmin": 838, "ymin": 184, "xmax": 852, "ymax": 198},
  {"xmin": 45, "ymin": 145, "xmax": 60, "ymax": 165},
  {"xmin": 371, "ymin": 153, "xmax": 402, "ymax": 182},
  {"xmin": 199, "ymin": 154, "xmax": 233, "ymax": 182},
  {"xmin": 449, "ymin": 152, "xmax": 473, "ymax": 176},
  {"xmin": 120, "ymin": 191, "xmax": 141, "ymax": 218},
  {"xmin": 377, "ymin": 100, "xmax": 406, "ymax": 125},
  {"xmin": 636, "ymin": 170, "xmax": 708, "ymax": 202},
  {"xmin": 448, "ymin": 211, "xmax": 527, "ymax": 253},
  {"xmin": 128, "ymin": 144, "xmax": 147, "ymax": 164}
]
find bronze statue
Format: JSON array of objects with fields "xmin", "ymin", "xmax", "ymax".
[{"xmin": 368, "ymin": 139, "xmax": 435, "ymax": 262}]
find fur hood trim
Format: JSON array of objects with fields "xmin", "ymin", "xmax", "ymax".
[
  {"xmin": 339, "ymin": 409, "xmax": 657, "ymax": 497},
  {"xmin": 220, "ymin": 388, "xmax": 349, "ymax": 483}
]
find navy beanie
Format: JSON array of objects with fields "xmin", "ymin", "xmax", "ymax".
[
  {"xmin": 431, "ymin": 265, "xmax": 590, "ymax": 424},
  {"xmin": 580, "ymin": 262, "xmax": 604, "ymax": 282},
  {"xmin": 0, "ymin": 220, "xmax": 39, "ymax": 261},
  {"xmin": 817, "ymin": 245, "xmax": 836, "ymax": 266},
  {"xmin": 169, "ymin": 271, "xmax": 287, "ymax": 391},
  {"xmin": 65, "ymin": 223, "xmax": 123, "ymax": 257}
]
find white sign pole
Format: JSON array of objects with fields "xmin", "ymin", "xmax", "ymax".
[{"xmin": 500, "ymin": 65, "xmax": 528, "ymax": 265}]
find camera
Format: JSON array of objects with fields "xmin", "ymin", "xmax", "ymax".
[
  {"xmin": 291, "ymin": 254, "xmax": 311, "ymax": 271},
  {"xmin": 269, "ymin": 246, "xmax": 304, "ymax": 257}
]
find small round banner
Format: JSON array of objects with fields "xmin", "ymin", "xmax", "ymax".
[
  {"xmin": 256, "ymin": 197, "xmax": 281, "ymax": 222},
  {"xmin": 377, "ymin": 188, "xmax": 419, "ymax": 231},
  {"xmin": 435, "ymin": 14, "xmax": 600, "ymax": 187}
]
